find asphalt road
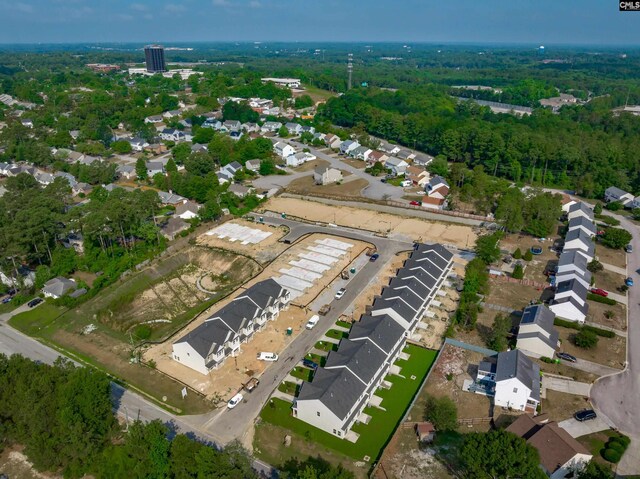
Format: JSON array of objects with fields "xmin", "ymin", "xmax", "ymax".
[
  {"xmin": 191, "ymin": 215, "xmax": 413, "ymax": 443},
  {"xmin": 252, "ymin": 138, "xmax": 406, "ymax": 201}
]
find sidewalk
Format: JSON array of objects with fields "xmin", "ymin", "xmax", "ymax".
[{"xmin": 601, "ymin": 262, "xmax": 626, "ymax": 276}]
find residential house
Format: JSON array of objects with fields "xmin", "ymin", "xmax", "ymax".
[
  {"xmin": 172, "ymin": 279, "xmax": 290, "ymax": 375},
  {"xmin": 145, "ymin": 143, "xmax": 167, "ymax": 155},
  {"xmin": 245, "ymin": 159, "xmax": 261, "ymax": 172},
  {"xmin": 273, "ymin": 142, "xmax": 296, "ymax": 158},
  {"xmin": 128, "ymin": 137, "xmax": 149, "ymax": 152},
  {"xmin": 555, "ymin": 250, "xmax": 592, "ymax": 290},
  {"xmin": 549, "ymin": 294, "xmax": 588, "ymax": 324},
  {"xmin": 175, "ymin": 200, "xmax": 202, "ymax": 220},
  {"xmin": 261, "ymin": 121, "xmax": 282, "ymax": 133},
  {"xmin": 412, "ymin": 153, "xmax": 434, "ymax": 167},
  {"xmin": 158, "ymin": 191, "xmax": 186, "ymax": 205},
  {"xmin": 516, "ymin": 304, "xmax": 559, "ymax": 358},
  {"xmin": 179, "ymin": 118, "xmax": 193, "ymax": 129},
  {"xmin": 560, "ymin": 194, "xmax": 577, "ymax": 213},
  {"xmin": 350, "ymin": 145, "xmax": 372, "ymax": 161},
  {"xmin": 301, "ymin": 125, "xmax": 315, "ymax": 135},
  {"xmin": 73, "ymin": 182, "xmax": 92, "ymax": 196},
  {"xmin": 159, "ymin": 128, "xmax": 186, "ymax": 142},
  {"xmin": 313, "ymin": 132, "xmax": 326, "ymax": 142},
  {"xmin": 604, "ymin": 186, "xmax": 634, "ymax": 206},
  {"xmin": 222, "ymin": 120, "xmax": 241, "ymax": 132},
  {"xmin": 285, "ymin": 122, "xmax": 302, "ymax": 135},
  {"xmin": 397, "ymin": 149, "xmax": 416, "ymax": 161},
  {"xmin": 229, "ymin": 131, "xmax": 243, "ymax": 141},
  {"xmin": 61, "ymin": 232, "xmax": 85, "ymax": 254},
  {"xmin": 242, "ymin": 122, "xmax": 260, "ymax": 133},
  {"xmin": 379, "ymin": 141, "xmax": 401, "ymax": 155},
  {"xmin": 69, "ymin": 130, "xmax": 80, "ymax": 140},
  {"xmin": 0, "ymin": 266, "xmax": 35, "ymax": 289},
  {"xmin": 163, "ymin": 109, "xmax": 183, "ymax": 119},
  {"xmin": 42, "ymin": 277, "xmax": 77, "ymax": 299},
  {"xmin": 294, "ymin": 243, "xmax": 454, "ymax": 438},
  {"xmin": 366, "ymin": 150, "xmax": 389, "ymax": 166},
  {"xmin": 228, "ymin": 184, "xmax": 252, "ymax": 198},
  {"xmin": 286, "ymin": 152, "xmax": 316, "ymax": 167},
  {"xmin": 324, "ymin": 134, "xmax": 342, "ymax": 149},
  {"xmin": 415, "ymin": 422, "xmax": 436, "ymax": 443},
  {"xmin": 563, "ymin": 229, "xmax": 595, "ymax": 262},
  {"xmin": 145, "ymin": 114, "xmax": 164, "ymax": 124},
  {"xmin": 506, "ymin": 414, "xmax": 592, "ymax": 479},
  {"xmin": 554, "ymin": 278, "xmax": 588, "ymax": 307},
  {"xmin": 21, "ymin": 119, "xmax": 34, "ymax": 128},
  {"xmin": 34, "ymin": 172, "xmax": 55, "ymax": 186},
  {"xmin": 339, "ymin": 140, "xmax": 360, "ymax": 155},
  {"xmin": 405, "ymin": 166, "xmax": 430, "ymax": 187},
  {"xmin": 313, "ymin": 167, "xmax": 343, "ymax": 185},
  {"xmin": 384, "ymin": 157, "xmax": 409, "ymax": 176},
  {"xmin": 567, "ymin": 216, "xmax": 596, "ymax": 237},
  {"xmin": 567, "ymin": 202, "xmax": 594, "ymax": 222},
  {"xmin": 217, "ymin": 161, "xmax": 243, "ymax": 184},
  {"xmin": 422, "ymin": 175, "xmax": 450, "ymax": 210},
  {"xmin": 161, "ymin": 217, "xmax": 189, "ymax": 240},
  {"xmin": 482, "ymin": 350, "xmax": 540, "ymax": 413},
  {"xmin": 146, "ymin": 161, "xmax": 165, "ymax": 177},
  {"xmin": 191, "ymin": 143, "xmax": 208, "ymax": 154}
]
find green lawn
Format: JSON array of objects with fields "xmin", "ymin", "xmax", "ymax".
[
  {"xmin": 305, "ymin": 352, "xmax": 327, "ymax": 367},
  {"xmin": 335, "ymin": 320, "xmax": 352, "ymax": 329},
  {"xmin": 9, "ymin": 303, "xmax": 67, "ymax": 335},
  {"xmin": 290, "ymin": 366, "xmax": 314, "ymax": 382},
  {"xmin": 278, "ymin": 381, "xmax": 301, "ymax": 396},
  {"xmin": 325, "ymin": 329, "xmax": 349, "ymax": 340},
  {"xmin": 315, "ymin": 340, "xmax": 338, "ymax": 352},
  {"xmin": 386, "ymin": 177, "xmax": 404, "ymax": 187},
  {"xmin": 260, "ymin": 344, "xmax": 437, "ymax": 462}
]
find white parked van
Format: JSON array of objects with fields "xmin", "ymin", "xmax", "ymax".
[
  {"xmin": 257, "ymin": 352, "xmax": 279, "ymax": 361},
  {"xmin": 401, "ymin": 180, "xmax": 412, "ymax": 188},
  {"xmin": 306, "ymin": 314, "xmax": 320, "ymax": 329}
]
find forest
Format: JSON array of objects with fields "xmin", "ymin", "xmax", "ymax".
[{"xmin": 0, "ymin": 354, "xmax": 352, "ymax": 479}]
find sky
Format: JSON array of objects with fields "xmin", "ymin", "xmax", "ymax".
[{"xmin": 0, "ymin": 0, "xmax": 638, "ymax": 46}]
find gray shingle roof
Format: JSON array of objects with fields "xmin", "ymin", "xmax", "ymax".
[
  {"xmin": 568, "ymin": 216, "xmax": 596, "ymax": 235},
  {"xmin": 605, "ymin": 186, "xmax": 630, "ymax": 198},
  {"xmin": 297, "ymin": 367, "xmax": 366, "ymax": 421},
  {"xmin": 555, "ymin": 278, "xmax": 588, "ymax": 299},
  {"xmin": 568, "ymin": 202, "xmax": 594, "ymax": 219},
  {"xmin": 495, "ymin": 350, "xmax": 541, "ymax": 401},
  {"xmin": 348, "ymin": 314, "xmax": 405, "ymax": 355},
  {"xmin": 324, "ymin": 338, "xmax": 387, "ymax": 385},
  {"xmin": 521, "ymin": 304, "xmax": 555, "ymax": 330},
  {"xmin": 42, "ymin": 277, "xmax": 76, "ymax": 297},
  {"xmin": 557, "ymin": 250, "xmax": 588, "ymax": 273}
]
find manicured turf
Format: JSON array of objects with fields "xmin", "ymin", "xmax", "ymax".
[
  {"xmin": 260, "ymin": 344, "xmax": 437, "ymax": 462},
  {"xmin": 335, "ymin": 320, "xmax": 352, "ymax": 329},
  {"xmin": 8, "ymin": 303, "xmax": 67, "ymax": 336},
  {"xmin": 325, "ymin": 329, "xmax": 349, "ymax": 340},
  {"xmin": 314, "ymin": 340, "xmax": 338, "ymax": 352},
  {"xmin": 290, "ymin": 366, "xmax": 314, "ymax": 382},
  {"xmin": 278, "ymin": 381, "xmax": 301, "ymax": 396}
]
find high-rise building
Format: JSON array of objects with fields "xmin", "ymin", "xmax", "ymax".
[{"xmin": 144, "ymin": 44, "xmax": 166, "ymax": 73}]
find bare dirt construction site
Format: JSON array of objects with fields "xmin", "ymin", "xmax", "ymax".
[
  {"xmin": 196, "ymin": 218, "xmax": 289, "ymax": 264},
  {"xmin": 286, "ymin": 175, "xmax": 369, "ymax": 199},
  {"xmin": 145, "ymin": 233, "xmax": 370, "ymax": 399},
  {"xmin": 262, "ymin": 196, "xmax": 477, "ymax": 249}
]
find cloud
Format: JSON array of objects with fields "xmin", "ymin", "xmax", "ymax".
[
  {"xmin": 129, "ymin": 2, "xmax": 148, "ymax": 11},
  {"xmin": 165, "ymin": 3, "xmax": 186, "ymax": 12}
]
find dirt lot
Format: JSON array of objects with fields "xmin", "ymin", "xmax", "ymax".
[
  {"xmin": 373, "ymin": 427, "xmax": 453, "ymax": 479},
  {"xmin": 455, "ymin": 308, "xmax": 521, "ymax": 350},
  {"xmin": 263, "ymin": 197, "xmax": 478, "ymax": 249},
  {"xmin": 586, "ymin": 299, "xmax": 626, "ymax": 331},
  {"xmin": 593, "ymin": 269, "xmax": 627, "ymax": 294},
  {"xmin": 596, "ymin": 245, "xmax": 627, "ymax": 269},
  {"xmin": 555, "ymin": 326, "xmax": 625, "ymax": 369},
  {"xmin": 286, "ymin": 175, "xmax": 368, "ymax": 198},
  {"xmin": 146, "ymin": 234, "xmax": 369, "ymax": 399},
  {"xmin": 421, "ymin": 345, "xmax": 493, "ymax": 425},
  {"xmin": 483, "ymin": 278, "xmax": 547, "ymax": 311},
  {"xmin": 542, "ymin": 389, "xmax": 592, "ymax": 423},
  {"xmin": 500, "ymin": 234, "xmax": 559, "ymax": 284},
  {"xmin": 0, "ymin": 448, "xmax": 52, "ymax": 479},
  {"xmin": 293, "ymin": 159, "xmax": 330, "ymax": 172},
  {"xmin": 341, "ymin": 158, "xmax": 366, "ymax": 169},
  {"xmin": 196, "ymin": 218, "xmax": 289, "ymax": 264}
]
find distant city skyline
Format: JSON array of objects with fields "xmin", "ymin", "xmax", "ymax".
[{"xmin": 0, "ymin": 0, "xmax": 637, "ymax": 46}]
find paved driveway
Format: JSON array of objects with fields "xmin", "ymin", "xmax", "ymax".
[
  {"xmin": 542, "ymin": 376, "xmax": 591, "ymax": 396},
  {"xmin": 558, "ymin": 416, "xmax": 612, "ymax": 437}
]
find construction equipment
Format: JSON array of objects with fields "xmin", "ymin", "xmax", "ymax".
[
  {"xmin": 243, "ymin": 377, "xmax": 260, "ymax": 393},
  {"xmin": 341, "ymin": 270, "xmax": 350, "ymax": 280},
  {"xmin": 319, "ymin": 304, "xmax": 331, "ymax": 316},
  {"xmin": 365, "ymin": 247, "xmax": 377, "ymax": 256}
]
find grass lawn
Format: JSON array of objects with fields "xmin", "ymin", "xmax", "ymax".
[
  {"xmin": 325, "ymin": 329, "xmax": 349, "ymax": 340},
  {"xmin": 290, "ymin": 366, "xmax": 314, "ymax": 382},
  {"xmin": 336, "ymin": 319, "xmax": 352, "ymax": 329},
  {"xmin": 278, "ymin": 381, "xmax": 300, "ymax": 396},
  {"xmin": 305, "ymin": 352, "xmax": 327, "ymax": 367},
  {"xmin": 8, "ymin": 303, "xmax": 67, "ymax": 334},
  {"xmin": 259, "ymin": 344, "xmax": 437, "ymax": 463},
  {"xmin": 315, "ymin": 340, "xmax": 338, "ymax": 352},
  {"xmin": 577, "ymin": 430, "xmax": 630, "ymax": 467},
  {"xmin": 386, "ymin": 177, "xmax": 404, "ymax": 187}
]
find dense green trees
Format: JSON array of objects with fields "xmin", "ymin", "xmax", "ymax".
[
  {"xmin": 455, "ymin": 257, "xmax": 490, "ymax": 329},
  {"xmin": 486, "ymin": 313, "xmax": 512, "ymax": 351},
  {"xmin": 222, "ymin": 101, "xmax": 259, "ymax": 123},
  {"xmin": 294, "ymin": 94, "xmax": 314, "ymax": 109},
  {"xmin": 600, "ymin": 227, "xmax": 632, "ymax": 249},
  {"xmin": 459, "ymin": 430, "xmax": 547, "ymax": 479},
  {"xmin": 423, "ymin": 395, "xmax": 458, "ymax": 431},
  {"xmin": 474, "ymin": 231, "xmax": 503, "ymax": 264}
]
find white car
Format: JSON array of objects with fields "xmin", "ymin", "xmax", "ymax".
[
  {"xmin": 306, "ymin": 314, "xmax": 320, "ymax": 329},
  {"xmin": 335, "ymin": 288, "xmax": 346, "ymax": 299},
  {"xmin": 257, "ymin": 352, "xmax": 279, "ymax": 361},
  {"xmin": 227, "ymin": 393, "xmax": 243, "ymax": 409}
]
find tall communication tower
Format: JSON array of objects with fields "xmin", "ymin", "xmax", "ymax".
[{"xmin": 347, "ymin": 53, "xmax": 353, "ymax": 90}]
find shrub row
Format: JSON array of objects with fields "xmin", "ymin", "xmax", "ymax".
[
  {"xmin": 601, "ymin": 434, "xmax": 630, "ymax": 463},
  {"xmin": 553, "ymin": 318, "xmax": 616, "ymax": 337},
  {"xmin": 586, "ymin": 293, "xmax": 618, "ymax": 305}
]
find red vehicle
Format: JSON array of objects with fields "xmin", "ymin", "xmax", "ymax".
[
  {"xmin": 409, "ymin": 201, "xmax": 421, "ymax": 206},
  {"xmin": 590, "ymin": 288, "xmax": 608, "ymax": 297}
]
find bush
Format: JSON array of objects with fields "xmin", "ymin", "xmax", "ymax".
[
  {"xmin": 587, "ymin": 293, "xmax": 617, "ymax": 305},
  {"xmin": 512, "ymin": 264, "xmax": 524, "ymax": 279},
  {"xmin": 600, "ymin": 227, "xmax": 633, "ymax": 249},
  {"xmin": 513, "ymin": 248, "xmax": 522, "ymax": 259},
  {"xmin": 523, "ymin": 250, "xmax": 533, "ymax": 261},
  {"xmin": 587, "ymin": 260, "xmax": 604, "ymax": 273},
  {"xmin": 606, "ymin": 441, "xmax": 626, "ymax": 454},
  {"xmin": 613, "ymin": 435, "xmax": 631, "ymax": 447},
  {"xmin": 605, "ymin": 201, "xmax": 623, "ymax": 211},
  {"xmin": 602, "ymin": 448, "xmax": 622, "ymax": 463},
  {"xmin": 554, "ymin": 317, "xmax": 581, "ymax": 330},
  {"xmin": 540, "ymin": 356, "xmax": 554, "ymax": 363},
  {"xmin": 594, "ymin": 202, "xmax": 603, "ymax": 214},
  {"xmin": 424, "ymin": 394, "xmax": 458, "ymax": 431},
  {"xmin": 134, "ymin": 324, "xmax": 152, "ymax": 340},
  {"xmin": 599, "ymin": 215, "xmax": 621, "ymax": 226},
  {"xmin": 583, "ymin": 325, "xmax": 615, "ymax": 338},
  {"xmin": 574, "ymin": 329, "xmax": 598, "ymax": 349}
]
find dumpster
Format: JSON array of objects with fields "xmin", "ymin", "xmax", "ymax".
[{"xmin": 286, "ymin": 327, "xmax": 293, "ymax": 336}]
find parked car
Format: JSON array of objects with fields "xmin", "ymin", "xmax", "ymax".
[
  {"xmin": 305, "ymin": 314, "xmax": 320, "ymax": 329},
  {"xmin": 574, "ymin": 409, "xmax": 597, "ymax": 422},
  {"xmin": 243, "ymin": 378, "xmax": 259, "ymax": 393},
  {"xmin": 380, "ymin": 178, "xmax": 387, "ymax": 183},
  {"xmin": 302, "ymin": 358, "xmax": 319, "ymax": 369},
  {"xmin": 335, "ymin": 288, "xmax": 346, "ymax": 299},
  {"xmin": 227, "ymin": 393, "xmax": 243, "ymax": 409},
  {"xmin": 556, "ymin": 352, "xmax": 577, "ymax": 363},
  {"xmin": 27, "ymin": 298, "xmax": 43, "ymax": 308},
  {"xmin": 626, "ymin": 277, "xmax": 634, "ymax": 287},
  {"xmin": 590, "ymin": 288, "xmax": 608, "ymax": 297},
  {"xmin": 1, "ymin": 297, "xmax": 11, "ymax": 304},
  {"xmin": 256, "ymin": 352, "xmax": 279, "ymax": 361},
  {"xmin": 626, "ymin": 244, "xmax": 633, "ymax": 253},
  {"xmin": 369, "ymin": 253, "xmax": 380, "ymax": 262},
  {"xmin": 409, "ymin": 200, "xmax": 421, "ymax": 206}
]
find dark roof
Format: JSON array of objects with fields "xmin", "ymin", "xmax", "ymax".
[
  {"xmin": 396, "ymin": 268, "xmax": 438, "ymax": 290},
  {"xmin": 568, "ymin": 202, "xmax": 594, "ymax": 219},
  {"xmin": 557, "ymin": 250, "xmax": 588, "ymax": 272},
  {"xmin": 388, "ymin": 276, "xmax": 430, "ymax": 299},
  {"xmin": 605, "ymin": 186, "xmax": 630, "ymax": 197},
  {"xmin": 568, "ymin": 216, "xmax": 596, "ymax": 234},
  {"xmin": 520, "ymin": 304, "xmax": 555, "ymax": 330},
  {"xmin": 348, "ymin": 314, "xmax": 405, "ymax": 354},
  {"xmin": 297, "ymin": 367, "xmax": 366, "ymax": 421},
  {"xmin": 380, "ymin": 286, "xmax": 423, "ymax": 311},
  {"xmin": 555, "ymin": 278, "xmax": 588, "ymax": 299},
  {"xmin": 371, "ymin": 295, "xmax": 416, "ymax": 322},
  {"xmin": 210, "ymin": 297, "xmax": 260, "ymax": 333},
  {"xmin": 324, "ymin": 338, "xmax": 387, "ymax": 385},
  {"xmin": 175, "ymin": 320, "xmax": 233, "ymax": 357},
  {"xmin": 412, "ymin": 243, "xmax": 454, "ymax": 267},
  {"xmin": 495, "ymin": 350, "xmax": 541, "ymax": 401},
  {"xmin": 239, "ymin": 278, "xmax": 286, "ymax": 310}
]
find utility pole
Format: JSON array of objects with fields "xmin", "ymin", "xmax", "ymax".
[{"xmin": 347, "ymin": 53, "xmax": 353, "ymax": 90}]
